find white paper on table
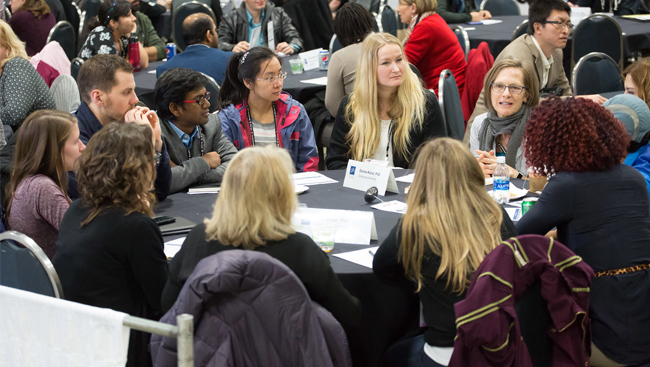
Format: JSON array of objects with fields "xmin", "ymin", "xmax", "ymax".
[
  {"xmin": 371, "ymin": 200, "xmax": 408, "ymax": 214},
  {"xmin": 300, "ymin": 77, "xmax": 328, "ymax": 85},
  {"xmin": 333, "ymin": 246, "xmax": 379, "ymax": 269},
  {"xmin": 571, "ymin": 7, "xmax": 591, "ymax": 26},
  {"xmin": 396, "ymin": 173, "xmax": 415, "ymax": 183},
  {"xmin": 292, "ymin": 171, "xmax": 338, "ymax": 186},
  {"xmin": 299, "ymin": 48, "xmax": 323, "ymax": 71},
  {"xmin": 485, "ymin": 177, "xmax": 493, "ymax": 186},
  {"xmin": 148, "ymin": 70, "xmax": 157, "ymax": 74},
  {"xmin": 188, "ymin": 187, "xmax": 220, "ymax": 194},
  {"xmin": 292, "ymin": 207, "xmax": 377, "ymax": 245},
  {"xmin": 505, "ymin": 207, "xmax": 522, "ymax": 222},
  {"xmin": 480, "ymin": 19, "xmax": 503, "ymax": 25},
  {"xmin": 164, "ymin": 237, "xmax": 185, "ymax": 258}
]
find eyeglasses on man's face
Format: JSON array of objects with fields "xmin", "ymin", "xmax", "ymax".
[
  {"xmin": 256, "ymin": 72, "xmax": 288, "ymax": 85},
  {"xmin": 542, "ymin": 20, "xmax": 573, "ymax": 30},
  {"xmin": 183, "ymin": 91, "xmax": 211, "ymax": 106},
  {"xmin": 490, "ymin": 83, "xmax": 526, "ymax": 95}
]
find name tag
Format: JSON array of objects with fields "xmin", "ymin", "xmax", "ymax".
[
  {"xmin": 343, "ymin": 160, "xmax": 399, "ymax": 196},
  {"xmin": 267, "ymin": 21, "xmax": 275, "ymax": 51}
]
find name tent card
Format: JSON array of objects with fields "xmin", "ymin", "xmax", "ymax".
[
  {"xmin": 298, "ymin": 48, "xmax": 324, "ymax": 71},
  {"xmin": 343, "ymin": 160, "xmax": 399, "ymax": 196},
  {"xmin": 292, "ymin": 207, "xmax": 378, "ymax": 245}
]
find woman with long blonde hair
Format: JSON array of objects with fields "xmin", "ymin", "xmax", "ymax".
[
  {"xmin": 326, "ymin": 32, "xmax": 446, "ymax": 170},
  {"xmin": 161, "ymin": 146, "xmax": 361, "ymax": 332},
  {"xmin": 373, "ymin": 138, "xmax": 517, "ymax": 367}
]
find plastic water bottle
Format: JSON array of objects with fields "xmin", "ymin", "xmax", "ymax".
[{"xmin": 493, "ymin": 156, "xmax": 510, "ymax": 204}]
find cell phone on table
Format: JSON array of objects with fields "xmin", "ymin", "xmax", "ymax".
[{"xmin": 153, "ymin": 215, "xmax": 176, "ymax": 226}]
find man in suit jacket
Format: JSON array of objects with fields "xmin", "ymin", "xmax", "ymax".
[
  {"xmin": 156, "ymin": 13, "xmax": 233, "ymax": 85},
  {"xmin": 464, "ymin": 0, "xmax": 607, "ymax": 143}
]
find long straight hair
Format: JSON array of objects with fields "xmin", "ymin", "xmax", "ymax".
[
  {"xmin": 346, "ymin": 32, "xmax": 426, "ymax": 163},
  {"xmin": 205, "ymin": 146, "xmax": 297, "ymax": 249},
  {"xmin": 5, "ymin": 110, "xmax": 74, "ymax": 217},
  {"xmin": 215, "ymin": 47, "xmax": 283, "ymax": 110},
  {"xmin": 399, "ymin": 138, "xmax": 503, "ymax": 293}
]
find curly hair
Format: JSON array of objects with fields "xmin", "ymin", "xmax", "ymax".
[
  {"xmin": 523, "ymin": 97, "xmax": 629, "ymax": 175},
  {"xmin": 75, "ymin": 122, "xmax": 156, "ymax": 226}
]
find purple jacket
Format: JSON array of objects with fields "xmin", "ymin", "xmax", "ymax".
[
  {"xmin": 449, "ymin": 235, "xmax": 594, "ymax": 367},
  {"xmin": 150, "ymin": 250, "xmax": 352, "ymax": 367},
  {"xmin": 218, "ymin": 92, "xmax": 319, "ymax": 172}
]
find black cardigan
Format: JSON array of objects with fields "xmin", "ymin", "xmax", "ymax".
[
  {"xmin": 161, "ymin": 223, "xmax": 362, "ymax": 334},
  {"xmin": 373, "ymin": 207, "xmax": 517, "ymax": 347},
  {"xmin": 326, "ymin": 91, "xmax": 446, "ymax": 170}
]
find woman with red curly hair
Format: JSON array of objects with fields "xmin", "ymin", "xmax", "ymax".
[{"xmin": 517, "ymin": 97, "xmax": 650, "ymax": 367}]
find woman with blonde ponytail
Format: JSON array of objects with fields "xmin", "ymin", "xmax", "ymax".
[
  {"xmin": 326, "ymin": 32, "xmax": 446, "ymax": 170},
  {"xmin": 373, "ymin": 138, "xmax": 517, "ymax": 367}
]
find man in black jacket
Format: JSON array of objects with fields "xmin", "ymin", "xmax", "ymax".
[{"xmin": 218, "ymin": 0, "xmax": 303, "ymax": 54}]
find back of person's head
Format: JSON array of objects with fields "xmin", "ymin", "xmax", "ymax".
[
  {"xmin": 603, "ymin": 94, "xmax": 650, "ymax": 153},
  {"xmin": 155, "ymin": 68, "xmax": 208, "ymax": 121},
  {"xmin": 205, "ymin": 146, "xmax": 297, "ymax": 249},
  {"xmin": 524, "ymin": 97, "xmax": 629, "ymax": 175},
  {"xmin": 400, "ymin": 0, "xmax": 438, "ymax": 16},
  {"xmin": 483, "ymin": 58, "xmax": 540, "ymax": 113},
  {"xmin": 622, "ymin": 58, "xmax": 650, "ymax": 110},
  {"xmin": 5, "ymin": 110, "xmax": 75, "ymax": 215},
  {"xmin": 14, "ymin": 0, "xmax": 51, "ymax": 19},
  {"xmin": 333, "ymin": 3, "xmax": 374, "ymax": 48},
  {"xmin": 400, "ymin": 138, "xmax": 503, "ymax": 294},
  {"xmin": 78, "ymin": 54, "xmax": 134, "ymax": 104},
  {"xmin": 348, "ymin": 32, "xmax": 424, "ymax": 163},
  {"xmin": 76, "ymin": 122, "xmax": 155, "ymax": 225},
  {"xmin": 216, "ymin": 47, "xmax": 283, "ymax": 110},
  {"xmin": 527, "ymin": 0, "xmax": 571, "ymax": 35},
  {"xmin": 181, "ymin": 13, "xmax": 215, "ymax": 46},
  {"xmin": 0, "ymin": 20, "xmax": 28, "ymax": 68},
  {"xmin": 86, "ymin": 0, "xmax": 132, "ymax": 33}
]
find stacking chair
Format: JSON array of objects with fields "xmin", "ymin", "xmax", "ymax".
[
  {"xmin": 571, "ymin": 14, "xmax": 623, "ymax": 72},
  {"xmin": 71, "ymin": 2, "xmax": 84, "ymax": 51},
  {"xmin": 511, "ymin": 19, "xmax": 528, "ymax": 41},
  {"xmin": 46, "ymin": 21, "xmax": 76, "ymax": 60},
  {"xmin": 329, "ymin": 34, "xmax": 343, "ymax": 55},
  {"xmin": 172, "ymin": 1, "xmax": 216, "ymax": 51},
  {"xmin": 571, "ymin": 52, "xmax": 623, "ymax": 96},
  {"xmin": 0, "ymin": 231, "xmax": 64, "ymax": 299},
  {"xmin": 438, "ymin": 70, "xmax": 464, "ymax": 140},
  {"xmin": 479, "ymin": 0, "xmax": 520, "ymax": 15},
  {"xmin": 452, "ymin": 26, "xmax": 470, "ymax": 62},
  {"xmin": 4, "ymin": 7, "xmax": 10, "ymax": 19},
  {"xmin": 352, "ymin": 0, "xmax": 380, "ymax": 14},
  {"xmin": 374, "ymin": 4, "xmax": 398, "ymax": 36},
  {"xmin": 200, "ymin": 72, "xmax": 220, "ymax": 114},
  {"xmin": 70, "ymin": 57, "xmax": 84, "ymax": 80}
]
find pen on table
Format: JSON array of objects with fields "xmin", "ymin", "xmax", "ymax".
[
  {"xmin": 514, "ymin": 209, "xmax": 520, "ymax": 221},
  {"xmin": 369, "ymin": 249, "xmax": 377, "ymax": 256}
]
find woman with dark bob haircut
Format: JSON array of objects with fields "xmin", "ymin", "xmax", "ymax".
[
  {"xmin": 516, "ymin": 97, "xmax": 650, "ymax": 367},
  {"xmin": 53, "ymin": 122, "xmax": 167, "ymax": 367}
]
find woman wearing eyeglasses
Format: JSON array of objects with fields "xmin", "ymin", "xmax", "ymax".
[
  {"xmin": 216, "ymin": 47, "xmax": 319, "ymax": 172},
  {"xmin": 469, "ymin": 59, "xmax": 540, "ymax": 178}
]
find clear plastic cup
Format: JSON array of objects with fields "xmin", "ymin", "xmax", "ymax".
[
  {"xmin": 312, "ymin": 225, "xmax": 336, "ymax": 252},
  {"xmin": 289, "ymin": 59, "xmax": 304, "ymax": 74}
]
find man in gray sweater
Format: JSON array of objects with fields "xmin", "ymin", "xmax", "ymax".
[{"xmin": 154, "ymin": 68, "xmax": 238, "ymax": 193}]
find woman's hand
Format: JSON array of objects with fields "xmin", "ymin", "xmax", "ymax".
[
  {"xmin": 125, "ymin": 106, "xmax": 163, "ymax": 152},
  {"xmin": 475, "ymin": 149, "xmax": 519, "ymax": 178}
]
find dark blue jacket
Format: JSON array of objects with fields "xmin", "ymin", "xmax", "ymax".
[
  {"xmin": 155, "ymin": 45, "xmax": 233, "ymax": 86},
  {"xmin": 73, "ymin": 102, "xmax": 171, "ymax": 201}
]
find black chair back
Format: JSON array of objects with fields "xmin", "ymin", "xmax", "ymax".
[
  {"xmin": 71, "ymin": 2, "xmax": 84, "ymax": 51},
  {"xmin": 351, "ymin": 0, "xmax": 380, "ymax": 13},
  {"xmin": 4, "ymin": 7, "xmax": 10, "ymax": 19},
  {"xmin": 329, "ymin": 34, "xmax": 343, "ymax": 55},
  {"xmin": 452, "ymin": 26, "xmax": 470, "ymax": 61},
  {"xmin": 511, "ymin": 19, "xmax": 528, "ymax": 41},
  {"xmin": 438, "ymin": 70, "xmax": 464, "ymax": 140},
  {"xmin": 571, "ymin": 52, "xmax": 623, "ymax": 95},
  {"xmin": 70, "ymin": 57, "xmax": 84, "ymax": 80},
  {"xmin": 201, "ymin": 72, "xmax": 220, "ymax": 113},
  {"xmin": 172, "ymin": 1, "xmax": 216, "ymax": 51},
  {"xmin": 571, "ymin": 14, "xmax": 623, "ymax": 72},
  {"xmin": 46, "ymin": 21, "xmax": 77, "ymax": 60},
  {"xmin": 480, "ymin": 0, "xmax": 520, "ymax": 15},
  {"xmin": 0, "ymin": 231, "xmax": 64, "ymax": 299},
  {"xmin": 374, "ymin": 4, "xmax": 397, "ymax": 36}
]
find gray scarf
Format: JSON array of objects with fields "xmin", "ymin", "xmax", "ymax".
[{"xmin": 478, "ymin": 106, "xmax": 532, "ymax": 169}]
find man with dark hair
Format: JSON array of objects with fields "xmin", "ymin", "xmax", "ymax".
[
  {"xmin": 464, "ymin": 0, "xmax": 607, "ymax": 143},
  {"xmin": 154, "ymin": 68, "xmax": 237, "ymax": 193},
  {"xmin": 75, "ymin": 54, "xmax": 171, "ymax": 200},
  {"xmin": 218, "ymin": 0, "xmax": 303, "ymax": 54},
  {"xmin": 155, "ymin": 13, "xmax": 233, "ymax": 85}
]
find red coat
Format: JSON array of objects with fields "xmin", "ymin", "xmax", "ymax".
[{"xmin": 404, "ymin": 14, "xmax": 466, "ymax": 95}]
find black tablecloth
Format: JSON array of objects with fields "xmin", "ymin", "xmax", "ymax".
[{"xmin": 154, "ymin": 169, "xmax": 420, "ymax": 367}]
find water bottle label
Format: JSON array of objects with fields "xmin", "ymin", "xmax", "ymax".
[{"xmin": 494, "ymin": 178, "xmax": 509, "ymax": 191}]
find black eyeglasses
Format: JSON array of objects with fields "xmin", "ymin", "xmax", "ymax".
[
  {"xmin": 490, "ymin": 83, "xmax": 526, "ymax": 95},
  {"xmin": 542, "ymin": 20, "xmax": 573, "ymax": 30},
  {"xmin": 183, "ymin": 91, "xmax": 211, "ymax": 106}
]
